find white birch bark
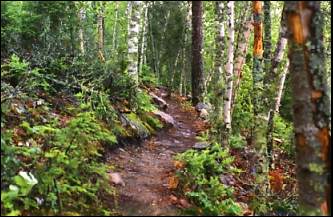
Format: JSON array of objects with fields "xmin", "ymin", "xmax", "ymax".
[
  {"xmin": 223, "ymin": 1, "xmax": 234, "ymax": 131},
  {"xmin": 78, "ymin": 8, "xmax": 86, "ymax": 55},
  {"xmin": 127, "ymin": 1, "xmax": 142, "ymax": 85}
]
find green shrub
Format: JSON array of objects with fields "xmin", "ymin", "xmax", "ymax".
[
  {"xmin": 175, "ymin": 143, "xmax": 242, "ymax": 216},
  {"xmin": 1, "ymin": 111, "xmax": 117, "ymax": 216},
  {"xmin": 273, "ymin": 115, "xmax": 294, "ymax": 156}
]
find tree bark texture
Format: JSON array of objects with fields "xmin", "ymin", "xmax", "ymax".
[
  {"xmin": 223, "ymin": 1, "xmax": 235, "ymax": 132},
  {"xmin": 286, "ymin": 1, "xmax": 331, "ymax": 215},
  {"xmin": 191, "ymin": 1, "xmax": 205, "ymax": 105},
  {"xmin": 127, "ymin": 1, "xmax": 142, "ymax": 85}
]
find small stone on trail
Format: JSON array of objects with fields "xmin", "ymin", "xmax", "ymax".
[
  {"xmin": 193, "ymin": 142, "xmax": 210, "ymax": 150},
  {"xmin": 179, "ymin": 198, "xmax": 191, "ymax": 209},
  {"xmin": 169, "ymin": 195, "xmax": 178, "ymax": 204},
  {"xmin": 108, "ymin": 172, "xmax": 125, "ymax": 186},
  {"xmin": 199, "ymin": 109, "xmax": 209, "ymax": 119}
]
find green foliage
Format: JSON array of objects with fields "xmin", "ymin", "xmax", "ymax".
[
  {"xmin": 1, "ymin": 110, "xmax": 116, "ymax": 216},
  {"xmin": 228, "ymin": 134, "xmax": 246, "ymax": 149},
  {"xmin": 140, "ymin": 65, "xmax": 157, "ymax": 86},
  {"xmin": 272, "ymin": 115, "xmax": 294, "ymax": 156},
  {"xmin": 175, "ymin": 143, "xmax": 242, "ymax": 215},
  {"xmin": 231, "ymin": 64, "xmax": 253, "ymax": 135},
  {"xmin": 136, "ymin": 90, "xmax": 157, "ymax": 113}
]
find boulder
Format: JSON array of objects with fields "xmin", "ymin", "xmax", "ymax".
[
  {"xmin": 195, "ymin": 102, "xmax": 212, "ymax": 112},
  {"xmin": 153, "ymin": 110, "xmax": 175, "ymax": 127},
  {"xmin": 149, "ymin": 92, "xmax": 168, "ymax": 110},
  {"xmin": 120, "ymin": 113, "xmax": 150, "ymax": 139},
  {"xmin": 193, "ymin": 142, "xmax": 210, "ymax": 150}
]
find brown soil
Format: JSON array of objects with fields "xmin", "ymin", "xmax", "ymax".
[{"xmin": 106, "ymin": 88, "xmax": 206, "ymax": 216}]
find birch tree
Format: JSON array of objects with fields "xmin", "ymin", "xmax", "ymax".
[
  {"xmin": 223, "ymin": 1, "xmax": 235, "ymax": 134},
  {"xmin": 266, "ymin": 4, "xmax": 288, "ymax": 169},
  {"xmin": 286, "ymin": 1, "xmax": 331, "ymax": 215},
  {"xmin": 127, "ymin": 1, "xmax": 142, "ymax": 85},
  {"xmin": 78, "ymin": 7, "xmax": 85, "ymax": 55},
  {"xmin": 138, "ymin": 2, "xmax": 149, "ymax": 75},
  {"xmin": 213, "ymin": 1, "xmax": 225, "ymax": 120},
  {"xmin": 231, "ymin": 4, "xmax": 253, "ymax": 111},
  {"xmin": 97, "ymin": 2, "xmax": 105, "ymax": 62},
  {"xmin": 191, "ymin": 1, "xmax": 205, "ymax": 105}
]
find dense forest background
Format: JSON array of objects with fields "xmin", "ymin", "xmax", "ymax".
[{"xmin": 1, "ymin": 1, "xmax": 331, "ymax": 216}]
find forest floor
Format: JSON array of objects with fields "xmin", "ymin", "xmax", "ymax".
[
  {"xmin": 106, "ymin": 87, "xmax": 297, "ymax": 216},
  {"xmin": 106, "ymin": 87, "xmax": 207, "ymax": 216}
]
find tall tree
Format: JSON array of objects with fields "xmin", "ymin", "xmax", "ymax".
[
  {"xmin": 213, "ymin": 1, "xmax": 225, "ymax": 120},
  {"xmin": 223, "ymin": 1, "xmax": 235, "ymax": 135},
  {"xmin": 266, "ymin": 3, "xmax": 288, "ymax": 169},
  {"xmin": 78, "ymin": 7, "xmax": 85, "ymax": 55},
  {"xmin": 266, "ymin": 60, "xmax": 289, "ymax": 168},
  {"xmin": 97, "ymin": 2, "xmax": 105, "ymax": 62},
  {"xmin": 251, "ymin": 1, "xmax": 265, "ymax": 147},
  {"xmin": 263, "ymin": 1, "xmax": 271, "ymax": 79},
  {"xmin": 191, "ymin": 1, "xmax": 205, "ymax": 105},
  {"xmin": 127, "ymin": 1, "xmax": 142, "ymax": 85},
  {"xmin": 138, "ymin": 2, "xmax": 149, "ymax": 75},
  {"xmin": 286, "ymin": 1, "xmax": 331, "ymax": 215},
  {"xmin": 251, "ymin": 0, "xmax": 269, "ymax": 200},
  {"xmin": 231, "ymin": 2, "xmax": 253, "ymax": 112}
]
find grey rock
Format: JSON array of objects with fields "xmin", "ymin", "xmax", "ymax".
[
  {"xmin": 153, "ymin": 110, "xmax": 175, "ymax": 127},
  {"xmin": 108, "ymin": 172, "xmax": 125, "ymax": 186},
  {"xmin": 149, "ymin": 92, "xmax": 168, "ymax": 110},
  {"xmin": 193, "ymin": 142, "xmax": 210, "ymax": 150},
  {"xmin": 195, "ymin": 102, "xmax": 212, "ymax": 112},
  {"xmin": 199, "ymin": 109, "xmax": 209, "ymax": 119}
]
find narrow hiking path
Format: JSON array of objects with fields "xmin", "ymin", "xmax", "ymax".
[{"xmin": 107, "ymin": 87, "xmax": 207, "ymax": 216}]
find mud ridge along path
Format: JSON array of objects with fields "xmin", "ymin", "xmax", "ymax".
[{"xmin": 107, "ymin": 87, "xmax": 206, "ymax": 216}]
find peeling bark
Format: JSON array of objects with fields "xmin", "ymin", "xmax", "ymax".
[{"xmin": 286, "ymin": 1, "xmax": 331, "ymax": 215}]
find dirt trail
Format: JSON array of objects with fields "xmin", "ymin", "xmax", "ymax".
[{"xmin": 107, "ymin": 88, "xmax": 204, "ymax": 216}]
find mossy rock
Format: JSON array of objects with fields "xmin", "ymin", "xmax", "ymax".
[
  {"xmin": 121, "ymin": 112, "xmax": 150, "ymax": 139},
  {"xmin": 111, "ymin": 120, "xmax": 129, "ymax": 137},
  {"xmin": 140, "ymin": 112, "xmax": 163, "ymax": 130}
]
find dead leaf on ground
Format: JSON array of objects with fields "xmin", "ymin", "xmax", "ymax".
[
  {"xmin": 168, "ymin": 176, "xmax": 179, "ymax": 189},
  {"xmin": 173, "ymin": 160, "xmax": 185, "ymax": 169}
]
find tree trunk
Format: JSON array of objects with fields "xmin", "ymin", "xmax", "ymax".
[
  {"xmin": 286, "ymin": 1, "xmax": 331, "ymax": 215},
  {"xmin": 266, "ymin": 60, "xmax": 289, "ymax": 169},
  {"xmin": 223, "ymin": 1, "xmax": 235, "ymax": 134},
  {"xmin": 265, "ymin": 3, "xmax": 288, "ymax": 169},
  {"xmin": 78, "ymin": 8, "xmax": 85, "ymax": 55},
  {"xmin": 231, "ymin": 7, "xmax": 253, "ymax": 113},
  {"xmin": 139, "ymin": 2, "xmax": 148, "ymax": 75},
  {"xmin": 97, "ymin": 3, "xmax": 105, "ymax": 62},
  {"xmin": 213, "ymin": 1, "xmax": 225, "ymax": 121},
  {"xmin": 127, "ymin": 1, "xmax": 142, "ymax": 86},
  {"xmin": 112, "ymin": 1, "xmax": 119, "ymax": 54},
  {"xmin": 251, "ymin": 1, "xmax": 265, "ymax": 146},
  {"xmin": 268, "ymin": 4, "xmax": 288, "ymax": 84},
  {"xmin": 263, "ymin": 1, "xmax": 271, "ymax": 78},
  {"xmin": 191, "ymin": 1, "xmax": 205, "ymax": 105}
]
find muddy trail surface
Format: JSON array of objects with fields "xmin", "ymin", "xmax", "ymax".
[{"xmin": 107, "ymin": 88, "xmax": 206, "ymax": 216}]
